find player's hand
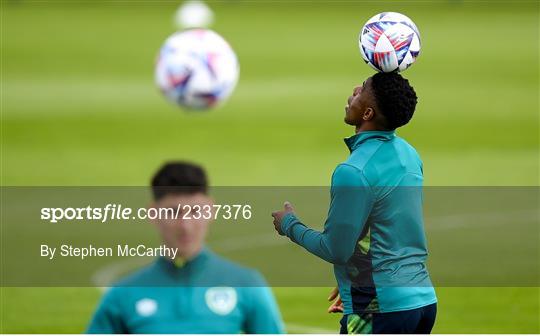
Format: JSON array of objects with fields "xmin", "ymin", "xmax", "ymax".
[
  {"xmin": 327, "ymin": 287, "xmax": 343, "ymax": 313},
  {"xmin": 271, "ymin": 201, "xmax": 294, "ymax": 236}
]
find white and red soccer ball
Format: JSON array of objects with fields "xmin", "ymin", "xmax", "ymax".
[
  {"xmin": 155, "ymin": 29, "xmax": 239, "ymax": 110},
  {"xmin": 359, "ymin": 12, "xmax": 421, "ymax": 73}
]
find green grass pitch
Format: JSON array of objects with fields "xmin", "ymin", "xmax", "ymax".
[{"xmin": 1, "ymin": 1, "xmax": 538, "ymax": 333}]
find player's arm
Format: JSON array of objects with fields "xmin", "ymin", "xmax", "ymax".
[
  {"xmin": 86, "ymin": 288, "xmax": 127, "ymax": 334},
  {"xmin": 278, "ymin": 164, "xmax": 374, "ymax": 265},
  {"xmin": 243, "ymin": 273, "xmax": 285, "ymax": 334}
]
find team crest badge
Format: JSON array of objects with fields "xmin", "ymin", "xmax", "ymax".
[
  {"xmin": 205, "ymin": 287, "xmax": 237, "ymax": 315},
  {"xmin": 135, "ymin": 298, "xmax": 158, "ymax": 317}
]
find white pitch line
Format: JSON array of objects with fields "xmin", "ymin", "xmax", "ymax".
[
  {"xmin": 92, "ymin": 208, "xmax": 539, "ymax": 288},
  {"xmin": 91, "ymin": 233, "xmax": 289, "ymax": 288},
  {"xmin": 426, "ymin": 209, "xmax": 539, "ymax": 230}
]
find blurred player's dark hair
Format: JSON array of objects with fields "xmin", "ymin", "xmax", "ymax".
[
  {"xmin": 151, "ymin": 161, "xmax": 208, "ymax": 200},
  {"xmin": 371, "ymin": 72, "xmax": 417, "ymax": 130}
]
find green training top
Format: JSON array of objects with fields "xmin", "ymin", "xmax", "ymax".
[
  {"xmin": 281, "ymin": 130, "xmax": 437, "ymax": 314},
  {"xmin": 87, "ymin": 248, "xmax": 284, "ymax": 333}
]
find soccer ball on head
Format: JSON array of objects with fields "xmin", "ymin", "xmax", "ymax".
[
  {"xmin": 155, "ymin": 29, "xmax": 239, "ymax": 110},
  {"xmin": 359, "ymin": 12, "xmax": 421, "ymax": 73}
]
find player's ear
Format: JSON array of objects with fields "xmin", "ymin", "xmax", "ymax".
[
  {"xmin": 363, "ymin": 107, "xmax": 374, "ymax": 121},
  {"xmin": 197, "ymin": 194, "xmax": 213, "ymax": 207}
]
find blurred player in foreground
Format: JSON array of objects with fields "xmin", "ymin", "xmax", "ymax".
[
  {"xmin": 88, "ymin": 162, "xmax": 284, "ymax": 333},
  {"xmin": 272, "ymin": 72, "xmax": 437, "ymax": 334}
]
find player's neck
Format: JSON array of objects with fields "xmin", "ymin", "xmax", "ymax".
[{"xmin": 355, "ymin": 124, "xmax": 378, "ymax": 134}]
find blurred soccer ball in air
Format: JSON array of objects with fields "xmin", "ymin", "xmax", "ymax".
[
  {"xmin": 359, "ymin": 12, "xmax": 421, "ymax": 73},
  {"xmin": 175, "ymin": 1, "xmax": 214, "ymax": 29},
  {"xmin": 155, "ymin": 29, "xmax": 239, "ymax": 110}
]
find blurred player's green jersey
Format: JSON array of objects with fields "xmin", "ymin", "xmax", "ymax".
[
  {"xmin": 87, "ymin": 248, "xmax": 284, "ymax": 333},
  {"xmin": 282, "ymin": 130, "xmax": 437, "ymax": 314}
]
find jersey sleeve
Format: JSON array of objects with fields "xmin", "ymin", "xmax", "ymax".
[
  {"xmin": 281, "ymin": 163, "xmax": 374, "ymax": 264},
  {"xmin": 86, "ymin": 288, "xmax": 127, "ymax": 334},
  {"xmin": 242, "ymin": 273, "xmax": 285, "ymax": 334}
]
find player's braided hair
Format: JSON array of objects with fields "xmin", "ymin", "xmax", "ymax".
[{"xmin": 370, "ymin": 72, "xmax": 417, "ymax": 130}]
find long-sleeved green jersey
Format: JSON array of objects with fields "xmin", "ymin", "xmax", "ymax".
[{"xmin": 282, "ymin": 130, "xmax": 437, "ymax": 314}]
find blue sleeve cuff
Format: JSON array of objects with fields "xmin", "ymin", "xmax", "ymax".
[{"xmin": 281, "ymin": 212, "xmax": 300, "ymax": 237}]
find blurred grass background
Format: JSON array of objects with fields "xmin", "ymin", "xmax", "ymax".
[{"xmin": 1, "ymin": 0, "xmax": 538, "ymax": 333}]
